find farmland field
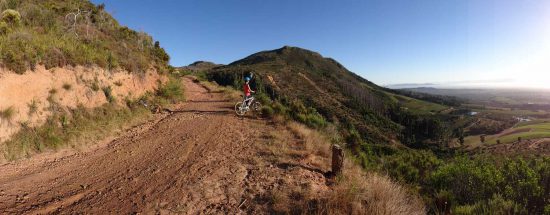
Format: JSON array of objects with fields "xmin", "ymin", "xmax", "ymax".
[{"xmin": 464, "ymin": 120, "xmax": 550, "ymax": 146}]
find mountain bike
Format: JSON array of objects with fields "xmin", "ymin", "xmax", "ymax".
[{"xmin": 235, "ymin": 95, "xmax": 261, "ymax": 116}]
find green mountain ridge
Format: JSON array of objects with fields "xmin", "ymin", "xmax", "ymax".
[{"xmin": 207, "ymin": 46, "xmax": 453, "ymax": 146}]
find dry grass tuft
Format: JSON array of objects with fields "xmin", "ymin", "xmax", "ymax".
[
  {"xmin": 0, "ymin": 106, "xmax": 16, "ymax": 123},
  {"xmin": 287, "ymin": 122, "xmax": 330, "ymax": 158},
  {"xmin": 321, "ymin": 161, "xmax": 426, "ymax": 215},
  {"xmin": 272, "ymin": 122, "xmax": 426, "ymax": 215}
]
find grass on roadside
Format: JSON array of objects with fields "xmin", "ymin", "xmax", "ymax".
[
  {"xmin": 262, "ymin": 121, "xmax": 426, "ymax": 214},
  {"xmin": 2, "ymin": 103, "xmax": 151, "ymax": 160},
  {"xmin": 1, "ymin": 75, "xmax": 187, "ymax": 161}
]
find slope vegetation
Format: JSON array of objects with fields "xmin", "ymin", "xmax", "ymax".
[{"xmin": 0, "ymin": 0, "xmax": 169, "ymax": 74}]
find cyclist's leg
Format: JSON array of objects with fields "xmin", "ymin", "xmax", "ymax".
[{"xmin": 244, "ymin": 96, "xmax": 251, "ymax": 107}]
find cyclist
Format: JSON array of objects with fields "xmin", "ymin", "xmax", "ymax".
[{"xmin": 243, "ymin": 76, "xmax": 255, "ymax": 107}]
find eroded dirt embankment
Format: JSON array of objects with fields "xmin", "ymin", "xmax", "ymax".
[
  {"xmin": 0, "ymin": 65, "xmax": 163, "ymax": 143},
  {"xmin": 0, "ymin": 77, "xmax": 331, "ymax": 214}
]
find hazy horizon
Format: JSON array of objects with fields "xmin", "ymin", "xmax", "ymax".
[{"xmin": 91, "ymin": 0, "xmax": 550, "ymax": 89}]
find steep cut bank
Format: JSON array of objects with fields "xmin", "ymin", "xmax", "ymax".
[
  {"xmin": 0, "ymin": 77, "xmax": 425, "ymax": 214},
  {"xmin": 0, "ymin": 0, "xmax": 171, "ymax": 144},
  {"xmin": 0, "ymin": 65, "xmax": 164, "ymax": 143}
]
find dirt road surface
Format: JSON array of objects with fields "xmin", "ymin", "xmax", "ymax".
[{"xmin": 0, "ymin": 77, "xmax": 329, "ymax": 214}]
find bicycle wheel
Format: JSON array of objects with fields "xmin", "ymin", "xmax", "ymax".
[
  {"xmin": 235, "ymin": 102, "xmax": 246, "ymax": 116},
  {"xmin": 251, "ymin": 101, "xmax": 262, "ymax": 112}
]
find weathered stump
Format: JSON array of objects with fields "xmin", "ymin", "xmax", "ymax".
[{"xmin": 331, "ymin": 144, "xmax": 344, "ymax": 177}]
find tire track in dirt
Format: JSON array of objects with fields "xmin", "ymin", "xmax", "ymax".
[{"xmin": 0, "ymin": 77, "xmax": 329, "ymax": 214}]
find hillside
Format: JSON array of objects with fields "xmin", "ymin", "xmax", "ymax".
[
  {"xmin": 179, "ymin": 61, "xmax": 221, "ymax": 72},
  {"xmin": 0, "ymin": 0, "xmax": 171, "ymax": 154},
  {"xmin": 0, "ymin": 0, "xmax": 169, "ymax": 74},
  {"xmin": 207, "ymin": 46, "xmax": 452, "ymax": 147}
]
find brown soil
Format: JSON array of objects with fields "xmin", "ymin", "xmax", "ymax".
[{"xmin": 0, "ymin": 77, "xmax": 330, "ymax": 214}]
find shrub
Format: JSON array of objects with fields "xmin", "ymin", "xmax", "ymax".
[
  {"xmin": 429, "ymin": 156, "xmax": 504, "ymax": 205},
  {"xmin": 27, "ymin": 99, "xmax": 38, "ymax": 116},
  {"xmin": 156, "ymin": 78, "xmax": 184, "ymax": 103},
  {"xmin": 114, "ymin": 81, "xmax": 123, "ymax": 86},
  {"xmin": 0, "ymin": 106, "xmax": 15, "ymax": 122},
  {"xmin": 453, "ymin": 194, "xmax": 527, "ymax": 215},
  {"xmin": 90, "ymin": 81, "xmax": 100, "ymax": 91},
  {"xmin": 304, "ymin": 112, "xmax": 327, "ymax": 128},
  {"xmin": 1, "ymin": 9, "xmax": 21, "ymax": 26},
  {"xmin": 261, "ymin": 106, "xmax": 274, "ymax": 118},
  {"xmin": 0, "ymin": 21, "xmax": 7, "ymax": 34},
  {"xmin": 43, "ymin": 48, "xmax": 66, "ymax": 69},
  {"xmin": 102, "ymin": 86, "xmax": 115, "ymax": 103},
  {"xmin": 271, "ymin": 101, "xmax": 287, "ymax": 115},
  {"xmin": 382, "ymin": 149, "xmax": 441, "ymax": 185},
  {"xmin": 62, "ymin": 83, "xmax": 72, "ymax": 90}
]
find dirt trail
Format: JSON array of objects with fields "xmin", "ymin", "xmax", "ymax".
[{"xmin": 0, "ymin": 77, "xmax": 329, "ymax": 214}]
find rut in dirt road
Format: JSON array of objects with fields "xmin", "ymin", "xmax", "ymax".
[{"xmin": 0, "ymin": 77, "xmax": 328, "ymax": 214}]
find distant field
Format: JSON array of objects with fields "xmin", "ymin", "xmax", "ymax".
[
  {"xmin": 478, "ymin": 109, "xmax": 549, "ymax": 117},
  {"xmin": 464, "ymin": 120, "xmax": 550, "ymax": 146},
  {"xmin": 390, "ymin": 94, "xmax": 448, "ymax": 114}
]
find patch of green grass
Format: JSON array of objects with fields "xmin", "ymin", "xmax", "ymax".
[
  {"xmin": 487, "ymin": 131, "xmax": 550, "ymax": 144},
  {"xmin": 465, "ymin": 121, "xmax": 550, "ymax": 146}
]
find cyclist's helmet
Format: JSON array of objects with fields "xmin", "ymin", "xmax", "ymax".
[{"xmin": 245, "ymin": 76, "xmax": 251, "ymax": 82}]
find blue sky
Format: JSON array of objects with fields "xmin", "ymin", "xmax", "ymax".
[{"xmin": 91, "ymin": 0, "xmax": 550, "ymax": 88}]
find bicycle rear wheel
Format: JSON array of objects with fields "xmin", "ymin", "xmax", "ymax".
[{"xmin": 251, "ymin": 101, "xmax": 261, "ymax": 112}]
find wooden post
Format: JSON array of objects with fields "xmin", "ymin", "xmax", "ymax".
[{"xmin": 332, "ymin": 144, "xmax": 344, "ymax": 176}]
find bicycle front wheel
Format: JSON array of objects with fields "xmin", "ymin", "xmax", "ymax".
[{"xmin": 235, "ymin": 102, "xmax": 246, "ymax": 116}]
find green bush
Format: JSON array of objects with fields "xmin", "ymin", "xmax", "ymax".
[
  {"xmin": 1, "ymin": 9, "xmax": 20, "ymax": 26},
  {"xmin": 102, "ymin": 86, "xmax": 115, "ymax": 103},
  {"xmin": 156, "ymin": 77, "xmax": 184, "ymax": 103},
  {"xmin": 261, "ymin": 106, "xmax": 274, "ymax": 118},
  {"xmin": 382, "ymin": 149, "xmax": 441, "ymax": 184},
  {"xmin": 272, "ymin": 101, "xmax": 288, "ymax": 115},
  {"xmin": 427, "ymin": 156, "xmax": 549, "ymax": 214},
  {"xmin": 429, "ymin": 156, "xmax": 504, "ymax": 205},
  {"xmin": 453, "ymin": 194, "xmax": 527, "ymax": 215},
  {"xmin": 0, "ymin": 21, "xmax": 8, "ymax": 34}
]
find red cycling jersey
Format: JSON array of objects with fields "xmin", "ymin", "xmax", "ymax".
[{"xmin": 243, "ymin": 83, "xmax": 251, "ymax": 96}]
